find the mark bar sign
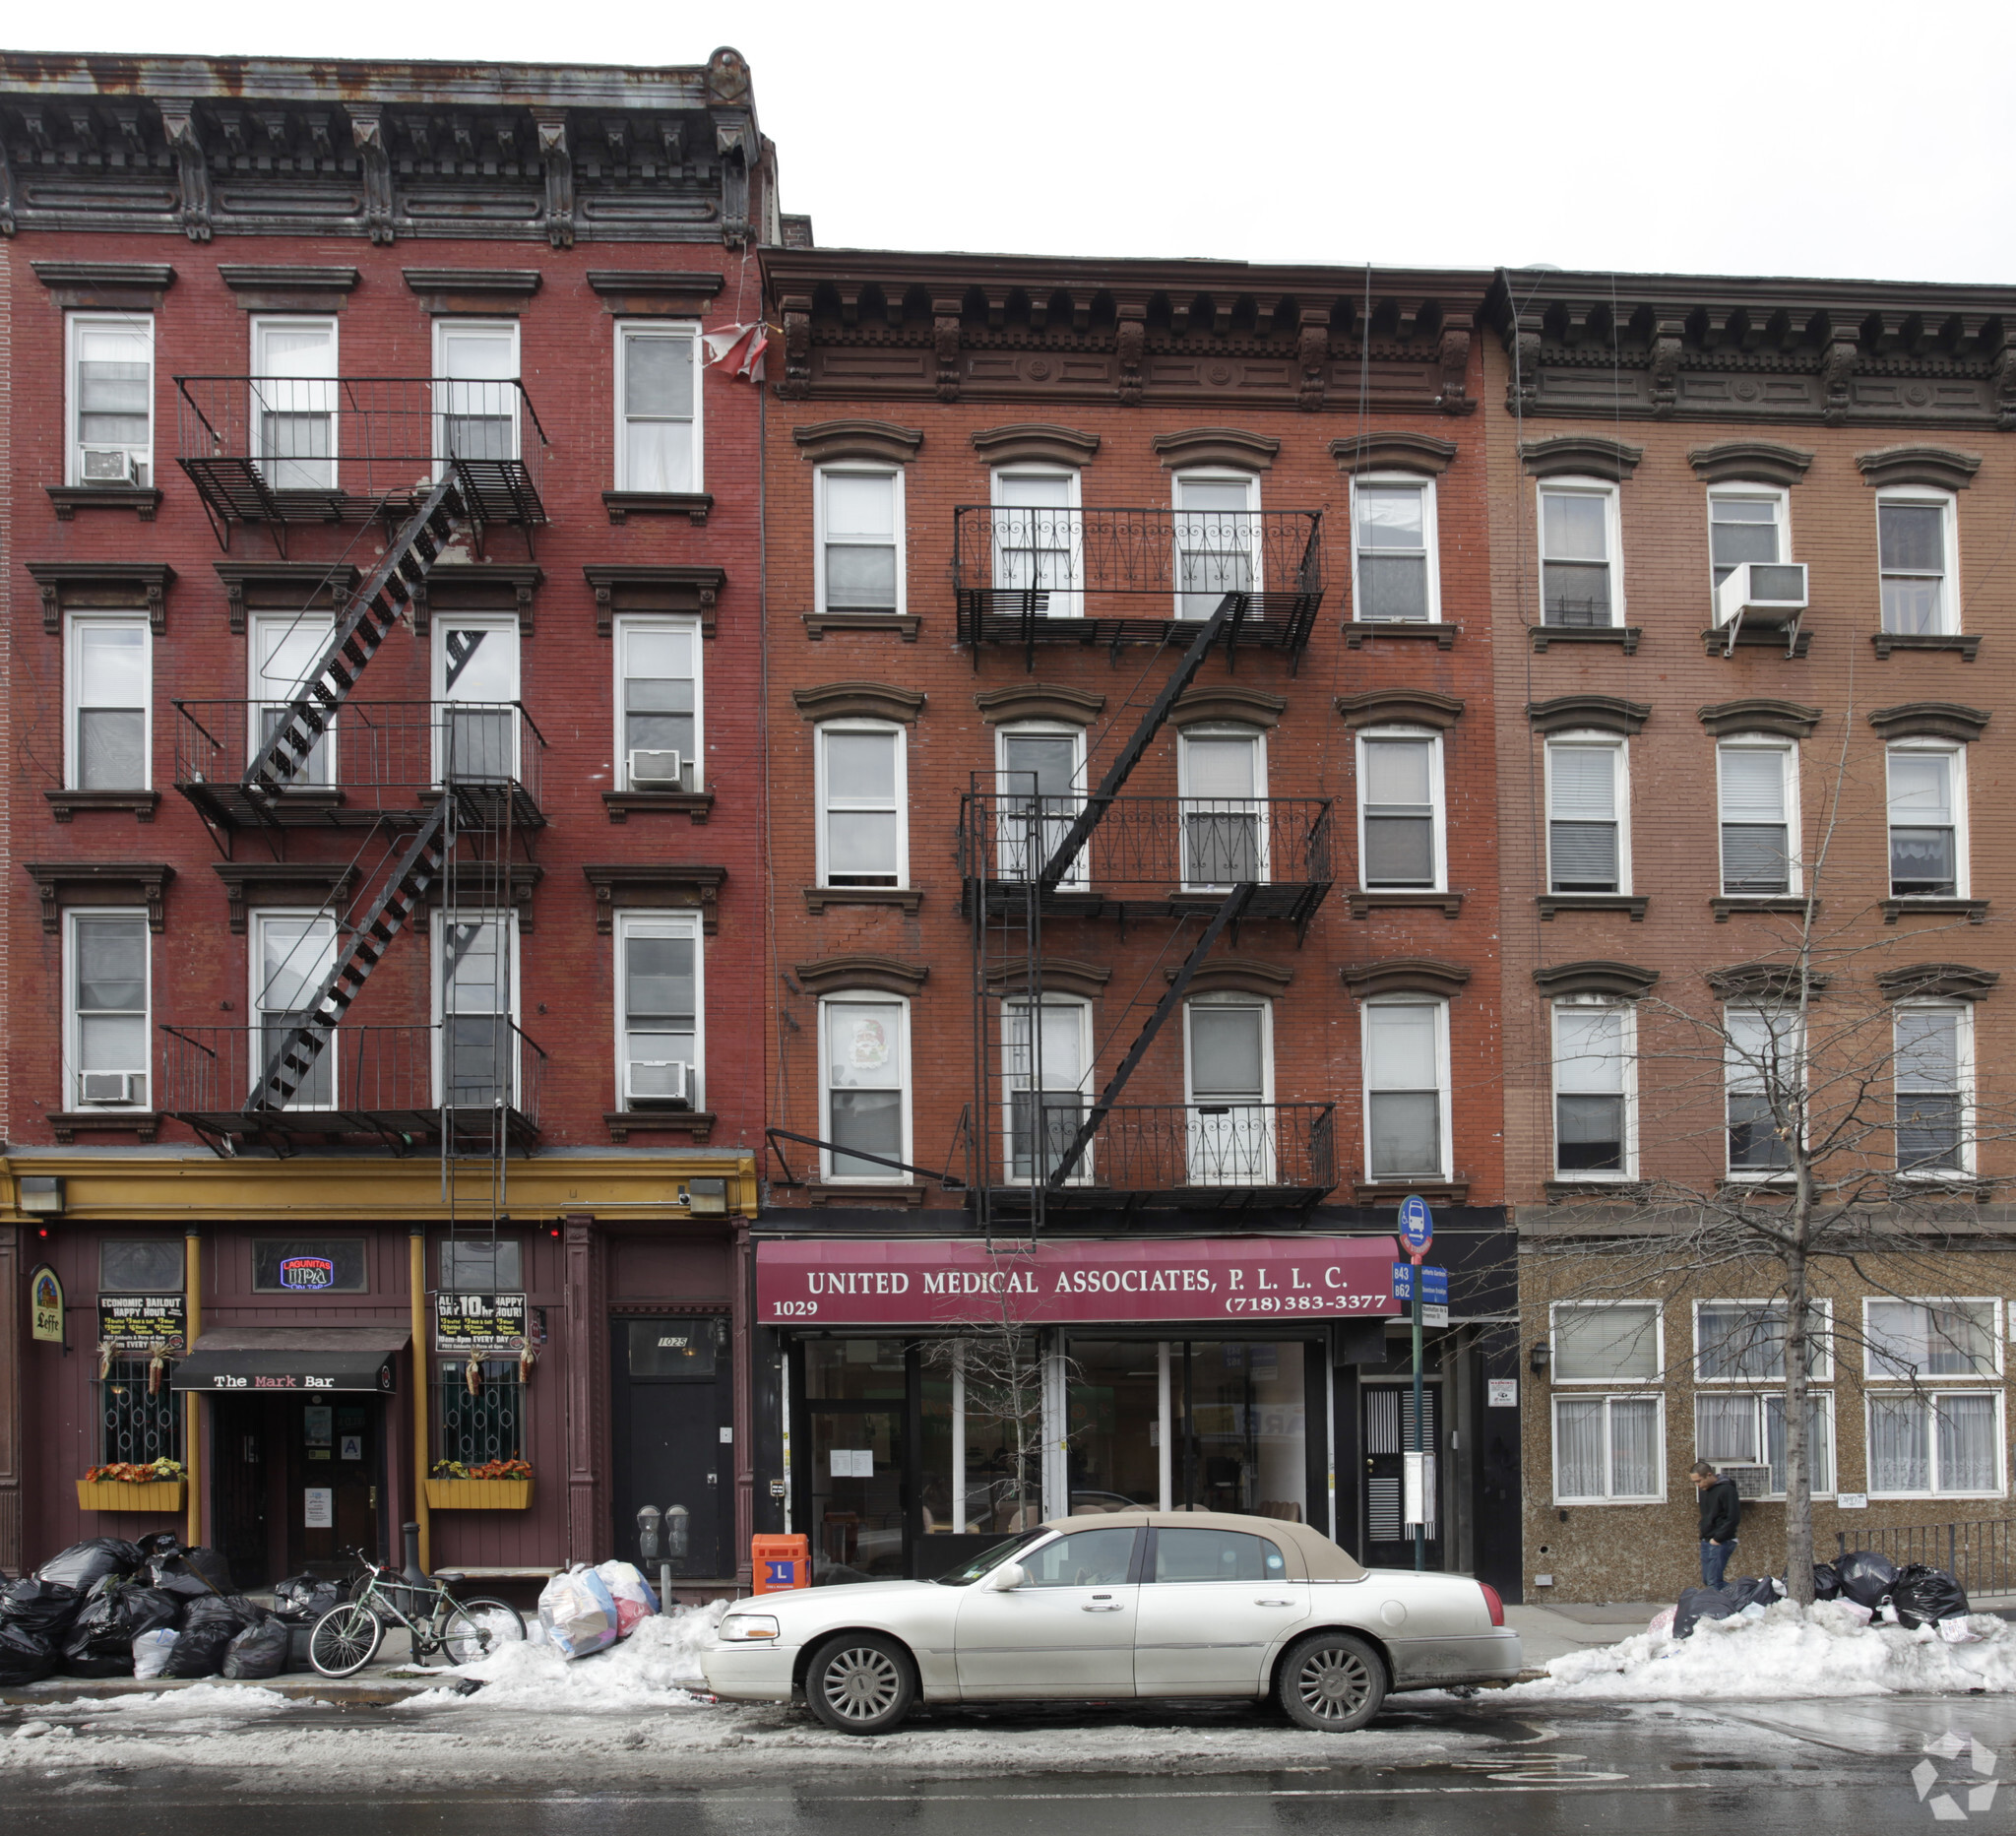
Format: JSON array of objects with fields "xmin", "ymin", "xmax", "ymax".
[
  {"xmin": 433, "ymin": 1293, "xmax": 528, "ymax": 1354},
  {"xmin": 97, "ymin": 1295, "xmax": 187, "ymax": 1354},
  {"xmin": 757, "ymin": 1235, "xmax": 1403, "ymax": 1326}
]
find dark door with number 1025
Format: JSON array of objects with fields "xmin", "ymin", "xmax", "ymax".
[{"xmin": 610, "ymin": 1317, "xmax": 733, "ymax": 1580}]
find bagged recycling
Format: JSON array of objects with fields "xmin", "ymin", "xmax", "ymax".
[
  {"xmin": 1837, "ymin": 1550, "xmax": 1901, "ymax": 1609},
  {"xmin": 132, "ymin": 1627, "xmax": 179, "ymax": 1679},
  {"xmin": 1940, "ymin": 1615, "xmax": 1984, "ymax": 1645},
  {"xmin": 0, "ymin": 1576, "xmax": 84, "ymax": 1641},
  {"xmin": 1891, "ymin": 1563, "xmax": 1971, "ymax": 1630},
  {"xmin": 59, "ymin": 1580, "xmax": 177, "ymax": 1678},
  {"xmin": 1810, "ymin": 1561, "xmax": 1842, "ymax": 1601},
  {"xmin": 147, "ymin": 1546, "xmax": 236, "ymax": 1602},
  {"xmin": 36, "ymin": 1538, "xmax": 143, "ymax": 1593},
  {"xmin": 273, "ymin": 1574, "xmax": 346, "ymax": 1623},
  {"xmin": 0, "ymin": 1623, "xmax": 55, "ymax": 1686},
  {"xmin": 593, "ymin": 1560, "xmax": 661, "ymax": 1638},
  {"xmin": 1673, "ymin": 1585, "xmax": 1738, "ymax": 1640},
  {"xmin": 220, "ymin": 1617, "xmax": 291, "ymax": 1680},
  {"xmin": 1647, "ymin": 1605, "xmax": 1677, "ymax": 1638},
  {"xmin": 536, "ymin": 1565, "xmax": 619, "ymax": 1660}
]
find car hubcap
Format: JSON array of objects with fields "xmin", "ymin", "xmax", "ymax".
[
  {"xmin": 824, "ymin": 1648, "xmax": 900, "ymax": 1720},
  {"xmin": 1296, "ymin": 1647, "xmax": 1369, "ymax": 1722}
]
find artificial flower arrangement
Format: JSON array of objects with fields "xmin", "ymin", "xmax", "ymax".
[
  {"xmin": 83, "ymin": 1458, "xmax": 187, "ymax": 1484},
  {"xmin": 430, "ymin": 1456, "xmax": 532, "ymax": 1481}
]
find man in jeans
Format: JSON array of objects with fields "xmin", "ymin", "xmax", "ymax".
[{"xmin": 1692, "ymin": 1459, "xmax": 1741, "ymax": 1587}]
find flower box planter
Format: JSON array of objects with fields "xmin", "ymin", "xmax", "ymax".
[
  {"xmin": 425, "ymin": 1479, "xmax": 532, "ymax": 1510},
  {"xmin": 76, "ymin": 1479, "xmax": 185, "ymax": 1512}
]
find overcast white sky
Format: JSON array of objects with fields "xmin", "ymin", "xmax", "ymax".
[{"xmin": 11, "ymin": 0, "xmax": 2016, "ymax": 285}]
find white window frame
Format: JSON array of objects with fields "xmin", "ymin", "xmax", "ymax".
[
  {"xmin": 1000, "ymin": 993, "xmax": 1095, "ymax": 1185},
  {"xmin": 614, "ymin": 909, "xmax": 705, "ymax": 1114},
  {"xmin": 1550, "ymin": 996, "xmax": 1637, "ymax": 1181},
  {"xmin": 1724, "ymin": 1005, "xmax": 1804, "ymax": 1180},
  {"xmin": 1885, "ymin": 739, "xmax": 1969, "ymax": 900},
  {"xmin": 1551, "ymin": 1393, "xmax": 1668, "ymax": 1505},
  {"xmin": 428, "ymin": 909, "xmax": 522, "ymax": 1108},
  {"xmin": 430, "ymin": 611, "xmax": 521, "ymax": 786},
  {"xmin": 1864, "ymin": 1389, "xmax": 2006, "ymax": 1501},
  {"xmin": 64, "ymin": 908, "xmax": 152, "ymax": 1111},
  {"xmin": 814, "ymin": 465, "xmax": 907, "ymax": 620},
  {"xmin": 1537, "ymin": 475, "xmax": 1623, "ymax": 628},
  {"xmin": 1861, "ymin": 1297, "xmax": 2004, "ymax": 1383},
  {"xmin": 818, "ymin": 992, "xmax": 914, "ymax": 1184},
  {"xmin": 1350, "ymin": 471, "xmax": 1441, "ymax": 625},
  {"xmin": 995, "ymin": 720, "xmax": 1087, "ymax": 888},
  {"xmin": 249, "ymin": 315, "xmax": 340, "ymax": 491},
  {"xmin": 1894, "ymin": 1000, "xmax": 1975, "ymax": 1178},
  {"xmin": 249, "ymin": 910, "xmax": 339, "ymax": 1110},
  {"xmin": 611, "ymin": 613, "xmax": 702, "ymax": 794},
  {"xmin": 1354, "ymin": 727, "xmax": 1447, "ymax": 893},
  {"xmin": 991, "ymin": 467, "xmax": 1084, "ymax": 618},
  {"xmin": 1170, "ymin": 468, "xmax": 1264, "ymax": 620},
  {"xmin": 1705, "ymin": 483, "xmax": 1790, "ymax": 591},
  {"xmin": 1548, "ymin": 1298, "xmax": 1666, "ymax": 1385},
  {"xmin": 1693, "ymin": 1389, "xmax": 1836, "ymax": 1499},
  {"xmin": 815, "ymin": 720, "xmax": 909, "ymax": 889},
  {"xmin": 431, "ymin": 318, "xmax": 521, "ymax": 468},
  {"xmin": 1183, "ymin": 990, "xmax": 1277, "ymax": 1186},
  {"xmin": 1360, "ymin": 995, "xmax": 1452, "ymax": 1184},
  {"xmin": 1177, "ymin": 723, "xmax": 1270, "ymax": 890},
  {"xmin": 64, "ymin": 612, "xmax": 153, "ymax": 792},
  {"xmin": 1544, "ymin": 731, "xmax": 1630, "ymax": 896},
  {"xmin": 612, "ymin": 319, "xmax": 702, "ymax": 493},
  {"xmin": 248, "ymin": 608, "xmax": 337, "ymax": 786},
  {"xmin": 1875, "ymin": 488, "xmax": 1960, "ymax": 637},
  {"xmin": 1691, "ymin": 1298, "xmax": 1835, "ymax": 1383},
  {"xmin": 1716, "ymin": 735, "xmax": 1801, "ymax": 897},
  {"xmin": 66, "ymin": 311, "xmax": 155, "ymax": 488}
]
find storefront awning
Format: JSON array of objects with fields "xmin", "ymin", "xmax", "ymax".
[
  {"xmin": 756, "ymin": 1235, "xmax": 1404, "ymax": 1328},
  {"xmin": 171, "ymin": 1326, "xmax": 408, "ymax": 1394}
]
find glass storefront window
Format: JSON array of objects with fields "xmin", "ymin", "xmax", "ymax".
[
  {"xmin": 918, "ymin": 1337, "xmax": 1044, "ymax": 1536},
  {"xmin": 1187, "ymin": 1340, "xmax": 1307, "ymax": 1522},
  {"xmin": 805, "ymin": 1338, "xmax": 908, "ymax": 1400},
  {"xmin": 1068, "ymin": 1341, "xmax": 1165, "ymax": 1512}
]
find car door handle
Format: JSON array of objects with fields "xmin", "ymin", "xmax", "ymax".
[
  {"xmin": 1081, "ymin": 1597, "xmax": 1125, "ymax": 1612},
  {"xmin": 1255, "ymin": 1598, "xmax": 1297, "ymax": 1607}
]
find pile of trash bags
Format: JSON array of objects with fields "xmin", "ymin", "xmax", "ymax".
[
  {"xmin": 1662, "ymin": 1548, "xmax": 1975, "ymax": 1643},
  {"xmin": 536, "ymin": 1560, "xmax": 661, "ymax": 1661}
]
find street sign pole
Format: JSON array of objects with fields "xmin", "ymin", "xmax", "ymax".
[{"xmin": 1398, "ymin": 1194, "xmax": 1433, "ymax": 1574}]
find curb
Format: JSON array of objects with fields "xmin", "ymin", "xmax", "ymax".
[{"xmin": 3, "ymin": 1670, "xmax": 461, "ymax": 1710}]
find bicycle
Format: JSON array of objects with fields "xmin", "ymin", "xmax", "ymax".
[{"xmin": 309, "ymin": 1550, "xmax": 527, "ymax": 1678}]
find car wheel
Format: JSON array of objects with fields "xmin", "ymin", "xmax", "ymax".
[
  {"xmin": 804, "ymin": 1632, "xmax": 916, "ymax": 1736},
  {"xmin": 1277, "ymin": 1631, "xmax": 1386, "ymax": 1732}
]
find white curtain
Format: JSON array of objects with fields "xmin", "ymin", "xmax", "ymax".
[
  {"xmin": 1554, "ymin": 1399, "xmax": 1606, "ymax": 1501},
  {"xmin": 1608, "ymin": 1398, "xmax": 1661, "ymax": 1498},
  {"xmin": 1868, "ymin": 1396, "xmax": 1929, "ymax": 1493}
]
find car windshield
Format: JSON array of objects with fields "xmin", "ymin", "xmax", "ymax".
[{"xmin": 933, "ymin": 1530, "xmax": 1048, "ymax": 1587}]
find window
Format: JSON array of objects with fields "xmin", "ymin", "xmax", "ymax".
[
  {"xmin": 816, "ymin": 723, "xmax": 906, "ymax": 888},
  {"xmin": 433, "ymin": 913, "xmax": 519, "ymax": 1108},
  {"xmin": 614, "ymin": 617, "xmax": 700, "ymax": 792},
  {"xmin": 1152, "ymin": 1527, "xmax": 1285, "ymax": 1582},
  {"xmin": 996, "ymin": 724, "xmax": 1086, "ymax": 885},
  {"xmin": 432, "ymin": 613, "xmax": 519, "ymax": 785},
  {"xmin": 1887, "ymin": 745, "xmax": 1965, "ymax": 898},
  {"xmin": 437, "ymin": 1361, "xmax": 527, "ymax": 1466},
  {"xmin": 617, "ymin": 912, "xmax": 702, "ymax": 1111},
  {"xmin": 1172, "ymin": 472, "xmax": 1261, "ymax": 619},
  {"xmin": 1186, "ymin": 994, "xmax": 1274, "ymax": 1185},
  {"xmin": 1180, "ymin": 726, "xmax": 1267, "ymax": 888},
  {"xmin": 252, "ymin": 913, "xmax": 337, "ymax": 1109},
  {"xmin": 1717, "ymin": 739, "xmax": 1798, "ymax": 895},
  {"xmin": 250, "ymin": 610, "xmax": 335, "ymax": 786},
  {"xmin": 100, "ymin": 1360, "xmax": 181, "ymax": 1465},
  {"xmin": 66, "ymin": 615, "xmax": 150, "ymax": 791},
  {"xmin": 441, "ymin": 1238, "xmax": 523, "ymax": 1292},
  {"xmin": 1726, "ymin": 1007, "xmax": 1799, "ymax": 1174},
  {"xmin": 1707, "ymin": 487, "xmax": 1787, "ymax": 589},
  {"xmin": 1693, "ymin": 1300, "xmax": 1834, "ymax": 1382},
  {"xmin": 250, "ymin": 317, "xmax": 338, "ymax": 491},
  {"xmin": 1352, "ymin": 475, "xmax": 1438, "ymax": 623},
  {"xmin": 1003, "ymin": 997, "xmax": 1092, "ymax": 1182},
  {"xmin": 1545, "ymin": 737, "xmax": 1626, "ymax": 894},
  {"xmin": 817, "ymin": 469, "xmax": 904, "ymax": 616},
  {"xmin": 1695, "ymin": 1392, "xmax": 1834, "ymax": 1496},
  {"xmin": 992, "ymin": 470, "xmax": 1082, "ymax": 617},
  {"xmin": 66, "ymin": 912, "xmax": 150, "ymax": 1109},
  {"xmin": 252, "ymin": 1237, "xmax": 367, "ymax": 1293},
  {"xmin": 614, "ymin": 322, "xmax": 700, "ymax": 492},
  {"xmin": 1356, "ymin": 732, "xmax": 1444, "ymax": 891},
  {"xmin": 1877, "ymin": 493, "xmax": 1957, "ymax": 635},
  {"xmin": 1551, "ymin": 1301, "xmax": 1663, "ymax": 1382},
  {"xmin": 1363, "ymin": 999, "xmax": 1448, "ymax": 1182},
  {"xmin": 1539, "ymin": 480, "xmax": 1619, "ymax": 627},
  {"xmin": 1896, "ymin": 1005, "xmax": 1969, "ymax": 1173},
  {"xmin": 1865, "ymin": 1298, "xmax": 2001, "ymax": 1381},
  {"xmin": 1868, "ymin": 1392, "xmax": 2003, "ymax": 1497},
  {"xmin": 99, "ymin": 1238, "xmax": 185, "ymax": 1293},
  {"xmin": 1552, "ymin": 1000, "xmax": 1632, "ymax": 1177},
  {"xmin": 821, "ymin": 996, "xmax": 911, "ymax": 1181},
  {"xmin": 1024, "ymin": 1527, "xmax": 1139, "ymax": 1588},
  {"xmin": 433, "ymin": 320, "xmax": 519, "ymax": 464},
  {"xmin": 67, "ymin": 313, "xmax": 153, "ymax": 486},
  {"xmin": 1553, "ymin": 1395, "xmax": 1664, "ymax": 1503}
]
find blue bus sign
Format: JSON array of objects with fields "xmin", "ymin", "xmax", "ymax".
[
  {"xmin": 1392, "ymin": 1264, "xmax": 1448, "ymax": 1305},
  {"xmin": 1398, "ymin": 1194, "xmax": 1433, "ymax": 1255}
]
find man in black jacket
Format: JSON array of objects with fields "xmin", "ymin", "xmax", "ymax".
[{"xmin": 1692, "ymin": 1460, "xmax": 1741, "ymax": 1587}]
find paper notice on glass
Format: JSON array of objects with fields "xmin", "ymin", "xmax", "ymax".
[
  {"xmin": 829, "ymin": 1449, "xmax": 873, "ymax": 1478},
  {"xmin": 304, "ymin": 1487, "xmax": 335, "ymax": 1528},
  {"xmin": 1403, "ymin": 1452, "xmax": 1424, "ymax": 1528},
  {"xmin": 1486, "ymin": 1378, "xmax": 1519, "ymax": 1409}
]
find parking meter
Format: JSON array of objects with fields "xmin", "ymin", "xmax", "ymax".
[
  {"xmin": 664, "ymin": 1502, "xmax": 690, "ymax": 1563},
  {"xmin": 636, "ymin": 1503, "xmax": 662, "ymax": 1562}
]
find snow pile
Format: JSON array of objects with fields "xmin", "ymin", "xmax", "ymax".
[
  {"xmin": 1521, "ymin": 1599, "xmax": 2016, "ymax": 1700},
  {"xmin": 398, "ymin": 1600, "xmax": 727, "ymax": 1711},
  {"xmin": 88, "ymin": 1684, "xmax": 299, "ymax": 1717}
]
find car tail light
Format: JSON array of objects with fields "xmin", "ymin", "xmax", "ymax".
[{"xmin": 1480, "ymin": 1582, "xmax": 1505, "ymax": 1627}]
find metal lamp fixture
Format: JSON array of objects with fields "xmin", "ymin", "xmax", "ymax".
[
  {"xmin": 1529, "ymin": 1340, "xmax": 1551, "ymax": 1377},
  {"xmin": 685, "ymin": 1177, "xmax": 728, "ymax": 1217},
  {"xmin": 18, "ymin": 1176, "xmax": 65, "ymax": 1216}
]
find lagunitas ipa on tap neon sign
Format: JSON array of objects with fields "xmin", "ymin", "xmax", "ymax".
[{"xmin": 279, "ymin": 1256, "xmax": 337, "ymax": 1291}]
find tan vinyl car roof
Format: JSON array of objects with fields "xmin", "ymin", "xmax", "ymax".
[{"xmin": 1039, "ymin": 1509, "xmax": 1366, "ymax": 1582}]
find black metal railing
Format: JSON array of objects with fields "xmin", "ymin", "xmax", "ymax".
[
  {"xmin": 1838, "ymin": 1521, "xmax": 2016, "ymax": 1597},
  {"xmin": 986, "ymin": 1101, "xmax": 1336, "ymax": 1203}
]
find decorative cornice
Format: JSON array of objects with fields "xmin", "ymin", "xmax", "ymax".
[
  {"xmin": 27, "ymin": 562, "xmax": 175, "ymax": 637},
  {"xmin": 984, "ymin": 958, "xmax": 1114, "ymax": 1000},
  {"xmin": 1329, "ymin": 431, "xmax": 1459, "ymax": 476},
  {"xmin": 1688, "ymin": 441, "xmax": 1814, "ymax": 487},
  {"xmin": 1171, "ymin": 686, "xmax": 1288, "ymax": 728},
  {"xmin": 1527, "ymin": 695, "xmax": 1652, "ymax": 736},
  {"xmin": 581, "ymin": 863, "xmax": 725, "ymax": 935},
  {"xmin": 585, "ymin": 270, "xmax": 725, "ymax": 314},
  {"xmin": 1520, "ymin": 435, "xmax": 1644, "ymax": 480},
  {"xmin": 212, "ymin": 861, "xmax": 358, "ymax": 935},
  {"xmin": 1857, "ymin": 445, "xmax": 1982, "ymax": 492},
  {"xmin": 584, "ymin": 564, "xmax": 724, "ymax": 638},
  {"xmin": 410, "ymin": 562, "xmax": 543, "ymax": 637},
  {"xmin": 602, "ymin": 492, "xmax": 715, "ymax": 527},
  {"xmin": 1532, "ymin": 961, "xmax": 1661, "ymax": 999},
  {"xmin": 25, "ymin": 861, "xmax": 174, "ymax": 934},
  {"xmin": 793, "ymin": 419, "xmax": 925, "ymax": 467},
  {"xmin": 1706, "ymin": 961, "xmax": 1831, "ymax": 1001},
  {"xmin": 1696, "ymin": 698, "xmax": 1822, "ymax": 739},
  {"xmin": 1341, "ymin": 958, "xmax": 1472, "ymax": 1000},
  {"xmin": 216, "ymin": 265, "xmax": 359, "ymax": 313},
  {"xmin": 31, "ymin": 261, "xmax": 174, "ymax": 310},
  {"xmin": 1336, "ymin": 688, "xmax": 1465, "ymax": 730},
  {"xmin": 1170, "ymin": 957, "xmax": 1294, "ymax": 997},
  {"xmin": 46, "ymin": 486, "xmax": 161, "ymax": 524},
  {"xmin": 214, "ymin": 560, "xmax": 359, "ymax": 635},
  {"xmin": 792, "ymin": 681, "xmax": 925, "ymax": 724},
  {"xmin": 1875, "ymin": 963, "xmax": 2001, "ymax": 1003},
  {"xmin": 416, "ymin": 862, "xmax": 543, "ymax": 930},
  {"xmin": 402, "ymin": 269, "xmax": 542, "ymax": 314},
  {"xmin": 1152, "ymin": 427, "xmax": 1281, "ymax": 472},
  {"xmin": 970, "ymin": 424, "xmax": 1101, "ymax": 468},
  {"xmin": 1867, "ymin": 703, "xmax": 1991, "ymax": 744},
  {"xmin": 975, "ymin": 683, "xmax": 1105, "ymax": 726},
  {"xmin": 793, "ymin": 955, "xmax": 929, "ymax": 997}
]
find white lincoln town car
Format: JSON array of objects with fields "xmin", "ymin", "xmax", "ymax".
[{"xmin": 704, "ymin": 1510, "xmax": 1519, "ymax": 1734}]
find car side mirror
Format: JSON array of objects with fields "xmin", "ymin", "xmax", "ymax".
[{"xmin": 987, "ymin": 1562, "xmax": 1027, "ymax": 1592}]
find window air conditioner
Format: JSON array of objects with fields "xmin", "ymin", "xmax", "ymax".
[
  {"xmin": 81, "ymin": 448, "xmax": 141, "ymax": 485},
  {"xmin": 1714, "ymin": 562, "xmax": 1808, "ymax": 630},
  {"xmin": 625, "ymin": 1058, "xmax": 692, "ymax": 1109},
  {"xmin": 1722, "ymin": 1463, "xmax": 1775, "ymax": 1500},
  {"xmin": 628, "ymin": 748, "xmax": 684, "ymax": 790},
  {"xmin": 80, "ymin": 1070, "xmax": 144, "ymax": 1106}
]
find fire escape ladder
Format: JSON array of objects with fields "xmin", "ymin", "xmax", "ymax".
[
  {"xmin": 241, "ymin": 474, "xmax": 465, "ymax": 799},
  {"xmin": 1043, "ymin": 881, "xmax": 1256, "ymax": 1189},
  {"xmin": 1038, "ymin": 591, "xmax": 1248, "ymax": 888}
]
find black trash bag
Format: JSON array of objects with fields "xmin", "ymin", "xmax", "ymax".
[
  {"xmin": 178, "ymin": 1592, "xmax": 263, "ymax": 1631},
  {"xmin": 220, "ymin": 1617, "xmax": 291, "ymax": 1680},
  {"xmin": 1729, "ymin": 1575, "xmax": 1785, "ymax": 1612},
  {"xmin": 136, "ymin": 1532, "xmax": 183, "ymax": 1560},
  {"xmin": 58, "ymin": 1581, "xmax": 178, "ymax": 1678},
  {"xmin": 1837, "ymin": 1550, "xmax": 1901, "ymax": 1609},
  {"xmin": 1674, "ymin": 1585, "xmax": 1739, "ymax": 1639},
  {"xmin": 1892, "ymin": 1563, "xmax": 1971, "ymax": 1629},
  {"xmin": 0, "ymin": 1623, "xmax": 55, "ymax": 1686},
  {"xmin": 0, "ymin": 1577, "xmax": 84, "ymax": 1641},
  {"xmin": 35, "ymin": 1538, "xmax": 143, "ymax": 1592},
  {"xmin": 147, "ymin": 1546, "xmax": 236, "ymax": 1603},
  {"xmin": 273, "ymin": 1574, "xmax": 346, "ymax": 1623},
  {"xmin": 162, "ymin": 1616, "xmax": 235, "ymax": 1679},
  {"xmin": 1810, "ymin": 1561, "xmax": 1842, "ymax": 1601}
]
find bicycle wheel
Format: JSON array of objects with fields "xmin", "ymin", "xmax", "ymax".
[
  {"xmin": 439, "ymin": 1598, "xmax": 526, "ymax": 1667},
  {"xmin": 309, "ymin": 1602, "xmax": 383, "ymax": 1678}
]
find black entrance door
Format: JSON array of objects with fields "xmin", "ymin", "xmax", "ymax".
[
  {"xmin": 285, "ymin": 1396, "xmax": 383, "ymax": 1577},
  {"xmin": 610, "ymin": 1317, "xmax": 732, "ymax": 1580},
  {"xmin": 212, "ymin": 1395, "xmax": 280, "ymax": 1588},
  {"xmin": 1362, "ymin": 1383, "xmax": 1442, "ymax": 1569}
]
